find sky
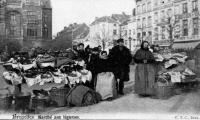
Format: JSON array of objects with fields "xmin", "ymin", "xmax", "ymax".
[{"xmin": 51, "ymin": 0, "xmax": 135, "ymax": 36}]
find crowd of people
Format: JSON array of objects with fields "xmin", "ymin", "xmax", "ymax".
[
  {"xmin": 71, "ymin": 39, "xmax": 161, "ymax": 97},
  {"xmin": 1, "ymin": 38, "xmax": 163, "ymax": 98},
  {"xmin": 70, "ymin": 39, "xmax": 132, "ymax": 95}
]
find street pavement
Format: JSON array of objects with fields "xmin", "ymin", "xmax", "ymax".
[
  {"xmin": 0, "ymin": 65, "xmax": 200, "ymax": 115},
  {"xmin": 44, "ymin": 65, "xmax": 200, "ymax": 115}
]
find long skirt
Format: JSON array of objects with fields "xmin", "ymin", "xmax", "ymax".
[{"xmin": 134, "ymin": 64, "xmax": 156, "ymax": 96}]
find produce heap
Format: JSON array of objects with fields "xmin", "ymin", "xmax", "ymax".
[
  {"xmin": 3, "ymin": 54, "xmax": 92, "ymax": 87},
  {"xmin": 154, "ymin": 52, "xmax": 196, "ymax": 85}
]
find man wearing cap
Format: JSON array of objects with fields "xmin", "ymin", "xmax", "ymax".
[{"xmin": 108, "ymin": 38, "xmax": 132, "ymax": 95}]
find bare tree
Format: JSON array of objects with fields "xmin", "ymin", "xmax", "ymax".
[
  {"xmin": 95, "ymin": 24, "xmax": 110, "ymax": 50},
  {"xmin": 157, "ymin": 13, "xmax": 179, "ymax": 49}
]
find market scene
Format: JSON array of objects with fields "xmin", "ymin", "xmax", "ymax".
[{"xmin": 0, "ymin": 0, "xmax": 200, "ymax": 118}]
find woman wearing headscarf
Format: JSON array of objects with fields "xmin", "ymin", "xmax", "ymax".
[
  {"xmin": 134, "ymin": 41, "xmax": 156, "ymax": 97},
  {"xmin": 96, "ymin": 51, "xmax": 111, "ymax": 74}
]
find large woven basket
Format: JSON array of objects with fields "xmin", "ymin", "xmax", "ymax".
[
  {"xmin": 14, "ymin": 92, "xmax": 31, "ymax": 111},
  {"xmin": 49, "ymin": 87, "xmax": 70, "ymax": 107},
  {"xmin": 154, "ymin": 81, "xmax": 174, "ymax": 100},
  {"xmin": 30, "ymin": 97, "xmax": 47, "ymax": 113},
  {"xmin": 0, "ymin": 88, "xmax": 13, "ymax": 110}
]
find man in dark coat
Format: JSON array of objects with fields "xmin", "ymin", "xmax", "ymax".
[
  {"xmin": 86, "ymin": 47, "xmax": 100, "ymax": 89},
  {"xmin": 108, "ymin": 38, "xmax": 132, "ymax": 95}
]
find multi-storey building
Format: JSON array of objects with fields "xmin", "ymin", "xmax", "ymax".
[
  {"xmin": 89, "ymin": 12, "xmax": 141, "ymax": 52},
  {"xmin": 89, "ymin": 13, "xmax": 130, "ymax": 51},
  {"xmin": 172, "ymin": 0, "xmax": 200, "ymax": 49},
  {"xmin": 0, "ymin": 0, "xmax": 52, "ymax": 49},
  {"xmin": 121, "ymin": 9, "xmax": 139, "ymax": 52},
  {"xmin": 135, "ymin": 0, "xmax": 154, "ymax": 44},
  {"xmin": 135, "ymin": 0, "xmax": 200, "ymax": 49}
]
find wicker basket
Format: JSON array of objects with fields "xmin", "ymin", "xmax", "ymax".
[
  {"xmin": 0, "ymin": 88, "xmax": 13, "ymax": 110},
  {"xmin": 154, "ymin": 80, "xmax": 174, "ymax": 100},
  {"xmin": 14, "ymin": 92, "xmax": 31, "ymax": 111},
  {"xmin": 30, "ymin": 97, "xmax": 47, "ymax": 113},
  {"xmin": 49, "ymin": 87, "xmax": 70, "ymax": 107}
]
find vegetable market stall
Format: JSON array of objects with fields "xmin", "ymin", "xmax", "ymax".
[
  {"xmin": 153, "ymin": 52, "xmax": 199, "ymax": 99},
  {"xmin": 1, "ymin": 54, "xmax": 93, "ymax": 113}
]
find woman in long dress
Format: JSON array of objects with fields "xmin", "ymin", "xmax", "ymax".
[{"xmin": 134, "ymin": 41, "xmax": 156, "ymax": 97}]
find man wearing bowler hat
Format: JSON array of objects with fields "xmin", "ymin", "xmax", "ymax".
[{"xmin": 108, "ymin": 38, "xmax": 132, "ymax": 95}]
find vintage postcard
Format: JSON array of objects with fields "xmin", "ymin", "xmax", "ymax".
[{"xmin": 0, "ymin": 0, "xmax": 200, "ymax": 119}]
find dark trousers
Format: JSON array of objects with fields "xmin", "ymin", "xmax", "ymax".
[
  {"xmin": 90, "ymin": 73, "xmax": 97, "ymax": 90},
  {"xmin": 116, "ymin": 79, "xmax": 124, "ymax": 93}
]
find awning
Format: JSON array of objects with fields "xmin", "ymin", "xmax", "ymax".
[{"xmin": 173, "ymin": 41, "xmax": 200, "ymax": 49}]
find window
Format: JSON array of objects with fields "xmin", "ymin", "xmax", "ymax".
[
  {"xmin": 148, "ymin": 31, "xmax": 152, "ymax": 36},
  {"xmin": 183, "ymin": 19, "xmax": 188, "ymax": 36},
  {"xmin": 0, "ymin": 10, "xmax": 4, "ymax": 23},
  {"xmin": 10, "ymin": 14, "xmax": 16, "ymax": 23},
  {"xmin": 183, "ymin": 3, "xmax": 188, "ymax": 13},
  {"xmin": 142, "ymin": 4, "xmax": 146, "ymax": 13},
  {"xmin": 113, "ymin": 29, "xmax": 117, "ymax": 35},
  {"xmin": 43, "ymin": 14, "xmax": 48, "ymax": 23},
  {"xmin": 154, "ymin": 12, "xmax": 158, "ymax": 23},
  {"xmin": 137, "ymin": 33, "xmax": 141, "ymax": 38},
  {"xmin": 137, "ymin": 5, "xmax": 140, "ymax": 14},
  {"xmin": 27, "ymin": 28, "xmax": 37, "ymax": 37},
  {"xmin": 142, "ymin": 18, "xmax": 146, "ymax": 27},
  {"xmin": 175, "ymin": 5, "xmax": 180, "ymax": 15},
  {"xmin": 161, "ymin": 10, "xmax": 165, "ymax": 22},
  {"xmin": 137, "ymin": 19, "xmax": 141, "ymax": 28},
  {"xmin": 43, "ymin": 28, "xmax": 48, "ymax": 38},
  {"xmin": 142, "ymin": 32, "xmax": 146, "ymax": 37},
  {"xmin": 113, "ymin": 24, "xmax": 117, "ymax": 26},
  {"xmin": 193, "ymin": 18, "xmax": 199, "ymax": 35},
  {"xmin": 154, "ymin": 27, "xmax": 158, "ymax": 40},
  {"xmin": 192, "ymin": 0, "xmax": 198, "ymax": 11},
  {"xmin": 10, "ymin": 26, "xmax": 15, "ymax": 35},
  {"xmin": 148, "ymin": 16, "xmax": 152, "ymax": 27},
  {"xmin": 167, "ymin": 9, "xmax": 172, "ymax": 17},
  {"xmin": 124, "ymin": 30, "xmax": 127, "ymax": 36},
  {"xmin": 147, "ymin": 2, "xmax": 151, "ymax": 11},
  {"xmin": 162, "ymin": 26, "xmax": 165, "ymax": 39},
  {"xmin": 129, "ymin": 30, "xmax": 131, "ymax": 35}
]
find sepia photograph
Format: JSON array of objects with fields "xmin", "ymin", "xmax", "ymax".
[{"xmin": 0, "ymin": 0, "xmax": 200, "ymax": 119}]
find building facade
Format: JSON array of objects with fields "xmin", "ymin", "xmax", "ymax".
[
  {"xmin": 89, "ymin": 16, "xmax": 122, "ymax": 51},
  {"xmin": 89, "ymin": 13, "xmax": 141, "ymax": 52},
  {"xmin": 135, "ymin": 0, "xmax": 200, "ymax": 49},
  {"xmin": 0, "ymin": 0, "xmax": 52, "ymax": 49},
  {"xmin": 121, "ymin": 14, "xmax": 139, "ymax": 52}
]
